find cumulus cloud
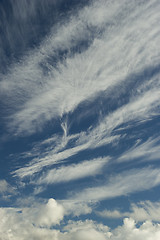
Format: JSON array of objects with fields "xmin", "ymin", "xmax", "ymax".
[
  {"xmin": 32, "ymin": 198, "xmax": 64, "ymax": 227},
  {"xmin": 0, "ymin": 206, "xmax": 59, "ymax": 240},
  {"xmin": 111, "ymin": 218, "xmax": 160, "ymax": 240},
  {"xmin": 0, "ymin": 198, "xmax": 64, "ymax": 239},
  {"xmin": 1, "ymin": 210, "xmax": 160, "ymax": 240},
  {"xmin": 61, "ymin": 220, "xmax": 109, "ymax": 240}
]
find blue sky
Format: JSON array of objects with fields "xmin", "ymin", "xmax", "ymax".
[{"xmin": 0, "ymin": 0, "xmax": 160, "ymax": 239}]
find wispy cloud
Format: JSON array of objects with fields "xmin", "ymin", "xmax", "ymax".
[
  {"xmin": 0, "ymin": 0, "xmax": 159, "ymax": 135},
  {"xmin": 97, "ymin": 200, "xmax": 160, "ymax": 222},
  {"xmin": 13, "ymin": 76, "xmax": 160, "ymax": 178},
  {"xmin": 72, "ymin": 167, "xmax": 160, "ymax": 202},
  {"xmin": 37, "ymin": 157, "xmax": 109, "ymax": 185},
  {"xmin": 13, "ymin": 81, "xmax": 160, "ymax": 179},
  {"xmin": 13, "ymin": 130, "xmax": 116, "ymax": 178},
  {"xmin": 118, "ymin": 137, "xmax": 160, "ymax": 163},
  {"xmin": 0, "ymin": 179, "xmax": 16, "ymax": 198}
]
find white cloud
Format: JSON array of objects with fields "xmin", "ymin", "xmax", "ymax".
[
  {"xmin": 111, "ymin": 218, "xmax": 160, "ymax": 240},
  {"xmin": 0, "ymin": 0, "xmax": 159, "ymax": 135},
  {"xmin": 0, "ymin": 198, "xmax": 64, "ymax": 235},
  {"xmin": 97, "ymin": 200, "xmax": 160, "ymax": 222},
  {"xmin": 13, "ymin": 132, "xmax": 116, "ymax": 178},
  {"xmin": 118, "ymin": 137, "xmax": 160, "ymax": 163},
  {"xmin": 97, "ymin": 209, "xmax": 124, "ymax": 219},
  {"xmin": 76, "ymin": 85, "xmax": 160, "ymax": 147},
  {"xmin": 61, "ymin": 200, "xmax": 93, "ymax": 217},
  {"xmin": 33, "ymin": 198, "xmax": 64, "ymax": 227},
  {"xmin": 0, "ymin": 206, "xmax": 59, "ymax": 240},
  {"xmin": 13, "ymin": 81, "xmax": 160, "ymax": 178},
  {"xmin": 1, "ymin": 0, "xmax": 160, "ymax": 239},
  {"xmin": 72, "ymin": 167, "xmax": 160, "ymax": 202},
  {"xmin": 61, "ymin": 220, "xmax": 109, "ymax": 240},
  {"xmin": 0, "ymin": 180, "xmax": 16, "ymax": 198},
  {"xmin": 1, "ymin": 209, "xmax": 160, "ymax": 240},
  {"xmin": 37, "ymin": 157, "xmax": 109, "ymax": 185},
  {"xmin": 0, "ymin": 180, "xmax": 10, "ymax": 193},
  {"xmin": 129, "ymin": 201, "xmax": 160, "ymax": 222}
]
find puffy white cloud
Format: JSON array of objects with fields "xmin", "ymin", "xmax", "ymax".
[
  {"xmin": 32, "ymin": 198, "xmax": 64, "ymax": 227},
  {"xmin": 1, "ymin": 210, "xmax": 160, "ymax": 240},
  {"xmin": 60, "ymin": 220, "xmax": 110, "ymax": 240},
  {"xmin": 0, "ymin": 198, "xmax": 64, "ymax": 240},
  {"xmin": 111, "ymin": 218, "xmax": 160, "ymax": 240}
]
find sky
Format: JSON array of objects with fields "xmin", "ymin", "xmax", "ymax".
[{"xmin": 0, "ymin": 0, "xmax": 160, "ymax": 239}]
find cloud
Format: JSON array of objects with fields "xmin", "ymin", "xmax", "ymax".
[
  {"xmin": 13, "ymin": 131, "xmax": 116, "ymax": 178},
  {"xmin": 0, "ymin": 207, "xmax": 59, "ymax": 240},
  {"xmin": 0, "ymin": 0, "xmax": 159, "ymax": 135},
  {"xmin": 72, "ymin": 167, "xmax": 160, "ymax": 202},
  {"xmin": 0, "ymin": 179, "xmax": 16, "ymax": 198},
  {"xmin": 0, "ymin": 0, "xmax": 63, "ymax": 70},
  {"xmin": 13, "ymin": 80, "xmax": 160, "ymax": 179},
  {"xmin": 1, "ymin": 208, "xmax": 160, "ymax": 240},
  {"xmin": 129, "ymin": 201, "xmax": 160, "ymax": 222},
  {"xmin": 97, "ymin": 200, "xmax": 160, "ymax": 223},
  {"xmin": 109, "ymin": 218, "xmax": 160, "ymax": 240},
  {"xmin": 0, "ymin": 180, "xmax": 11, "ymax": 193},
  {"xmin": 37, "ymin": 157, "xmax": 109, "ymax": 185},
  {"xmin": 61, "ymin": 220, "xmax": 109, "ymax": 240},
  {"xmin": 61, "ymin": 219, "xmax": 160, "ymax": 240},
  {"xmin": 32, "ymin": 198, "xmax": 64, "ymax": 227},
  {"xmin": 0, "ymin": 198, "xmax": 64, "ymax": 230},
  {"xmin": 76, "ymin": 84, "xmax": 160, "ymax": 147},
  {"xmin": 118, "ymin": 137, "xmax": 160, "ymax": 163},
  {"xmin": 97, "ymin": 209, "xmax": 124, "ymax": 219},
  {"xmin": 1, "ymin": 0, "xmax": 160, "ymax": 239},
  {"xmin": 61, "ymin": 200, "xmax": 93, "ymax": 217}
]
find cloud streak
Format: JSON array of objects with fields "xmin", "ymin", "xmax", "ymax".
[
  {"xmin": 118, "ymin": 137, "xmax": 160, "ymax": 163},
  {"xmin": 37, "ymin": 157, "xmax": 109, "ymax": 185},
  {"xmin": 72, "ymin": 167, "xmax": 160, "ymax": 202},
  {"xmin": 97, "ymin": 200, "xmax": 160, "ymax": 222}
]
